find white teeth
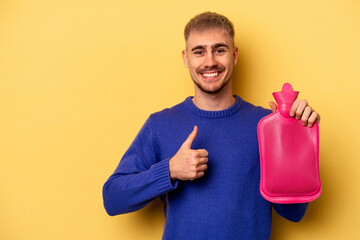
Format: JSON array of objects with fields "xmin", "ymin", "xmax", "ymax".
[{"xmin": 202, "ymin": 72, "xmax": 218, "ymax": 77}]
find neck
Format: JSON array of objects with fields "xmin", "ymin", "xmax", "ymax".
[{"xmin": 192, "ymin": 84, "xmax": 235, "ymax": 111}]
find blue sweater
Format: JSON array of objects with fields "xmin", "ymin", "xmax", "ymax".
[{"xmin": 103, "ymin": 96, "xmax": 308, "ymax": 240}]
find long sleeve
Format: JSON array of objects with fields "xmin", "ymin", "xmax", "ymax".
[
  {"xmin": 102, "ymin": 117, "xmax": 178, "ymax": 216},
  {"xmin": 273, "ymin": 203, "xmax": 309, "ymax": 222}
]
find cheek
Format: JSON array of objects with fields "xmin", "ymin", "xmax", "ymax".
[
  {"xmin": 188, "ymin": 59, "xmax": 201, "ymax": 71},
  {"xmin": 225, "ymin": 58, "xmax": 235, "ymax": 68}
]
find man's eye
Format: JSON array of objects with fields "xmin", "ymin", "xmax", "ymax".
[
  {"xmin": 194, "ymin": 51, "xmax": 203, "ymax": 55},
  {"xmin": 216, "ymin": 49, "xmax": 225, "ymax": 54}
]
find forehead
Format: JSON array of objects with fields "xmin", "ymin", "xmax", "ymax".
[{"xmin": 186, "ymin": 28, "xmax": 233, "ymax": 49}]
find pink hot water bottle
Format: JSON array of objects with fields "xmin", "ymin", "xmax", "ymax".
[{"xmin": 257, "ymin": 83, "xmax": 321, "ymax": 203}]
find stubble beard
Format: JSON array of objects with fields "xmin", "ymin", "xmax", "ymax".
[{"xmin": 193, "ymin": 79, "xmax": 228, "ymax": 94}]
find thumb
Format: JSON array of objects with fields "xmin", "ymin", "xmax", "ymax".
[
  {"xmin": 181, "ymin": 126, "xmax": 198, "ymax": 149},
  {"xmin": 268, "ymin": 101, "xmax": 278, "ymax": 113}
]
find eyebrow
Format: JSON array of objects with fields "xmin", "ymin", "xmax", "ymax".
[
  {"xmin": 191, "ymin": 45, "xmax": 206, "ymax": 52},
  {"xmin": 213, "ymin": 43, "xmax": 229, "ymax": 49},
  {"xmin": 190, "ymin": 43, "xmax": 229, "ymax": 52}
]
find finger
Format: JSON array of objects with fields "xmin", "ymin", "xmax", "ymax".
[
  {"xmin": 182, "ymin": 126, "xmax": 198, "ymax": 149},
  {"xmin": 307, "ymin": 112, "xmax": 319, "ymax": 127},
  {"xmin": 301, "ymin": 106, "xmax": 312, "ymax": 126},
  {"xmin": 195, "ymin": 149, "xmax": 208, "ymax": 157},
  {"xmin": 197, "ymin": 157, "xmax": 208, "ymax": 165},
  {"xmin": 196, "ymin": 163, "xmax": 208, "ymax": 172},
  {"xmin": 196, "ymin": 171, "xmax": 205, "ymax": 179},
  {"xmin": 295, "ymin": 100, "xmax": 308, "ymax": 120},
  {"xmin": 290, "ymin": 99, "xmax": 301, "ymax": 117},
  {"xmin": 190, "ymin": 171, "xmax": 205, "ymax": 181},
  {"xmin": 268, "ymin": 101, "xmax": 277, "ymax": 113}
]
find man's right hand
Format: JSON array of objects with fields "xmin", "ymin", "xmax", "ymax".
[{"xmin": 169, "ymin": 126, "xmax": 208, "ymax": 181}]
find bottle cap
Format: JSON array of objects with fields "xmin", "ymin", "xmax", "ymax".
[{"xmin": 272, "ymin": 83, "xmax": 299, "ymax": 117}]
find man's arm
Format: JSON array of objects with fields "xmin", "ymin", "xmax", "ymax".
[
  {"xmin": 273, "ymin": 203, "xmax": 309, "ymax": 222},
  {"xmin": 103, "ymin": 118, "xmax": 209, "ymax": 216},
  {"xmin": 102, "ymin": 117, "xmax": 177, "ymax": 216}
]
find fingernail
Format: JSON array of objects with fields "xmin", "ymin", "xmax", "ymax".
[{"xmin": 290, "ymin": 112, "xmax": 294, "ymax": 117}]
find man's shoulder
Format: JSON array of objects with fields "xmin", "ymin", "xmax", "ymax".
[
  {"xmin": 148, "ymin": 97, "xmax": 190, "ymax": 122},
  {"xmin": 239, "ymin": 97, "xmax": 272, "ymax": 118}
]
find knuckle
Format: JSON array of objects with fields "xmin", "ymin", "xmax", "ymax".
[
  {"xmin": 199, "ymin": 149, "xmax": 206, "ymax": 156},
  {"xmin": 192, "ymin": 158, "xmax": 200, "ymax": 165},
  {"xmin": 301, "ymin": 116, "xmax": 307, "ymax": 123}
]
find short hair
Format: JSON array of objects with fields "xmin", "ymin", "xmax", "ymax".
[{"xmin": 184, "ymin": 12, "xmax": 235, "ymax": 45}]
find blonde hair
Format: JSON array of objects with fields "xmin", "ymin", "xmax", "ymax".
[{"xmin": 184, "ymin": 12, "xmax": 235, "ymax": 44}]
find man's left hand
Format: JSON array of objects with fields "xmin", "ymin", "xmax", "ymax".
[{"xmin": 268, "ymin": 99, "xmax": 321, "ymax": 127}]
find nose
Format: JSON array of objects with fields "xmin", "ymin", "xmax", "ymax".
[{"xmin": 204, "ymin": 53, "xmax": 218, "ymax": 68}]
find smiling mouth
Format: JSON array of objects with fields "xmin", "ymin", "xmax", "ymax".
[
  {"xmin": 202, "ymin": 72, "xmax": 218, "ymax": 77},
  {"xmin": 200, "ymin": 71, "xmax": 223, "ymax": 79}
]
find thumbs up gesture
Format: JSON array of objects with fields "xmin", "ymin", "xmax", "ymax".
[{"xmin": 169, "ymin": 126, "xmax": 209, "ymax": 181}]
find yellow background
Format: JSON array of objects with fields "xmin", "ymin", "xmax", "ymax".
[{"xmin": 1, "ymin": 0, "xmax": 359, "ymax": 239}]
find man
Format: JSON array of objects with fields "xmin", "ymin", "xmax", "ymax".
[{"xmin": 103, "ymin": 12, "xmax": 320, "ymax": 239}]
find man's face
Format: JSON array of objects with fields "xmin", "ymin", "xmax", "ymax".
[{"xmin": 182, "ymin": 28, "xmax": 238, "ymax": 95}]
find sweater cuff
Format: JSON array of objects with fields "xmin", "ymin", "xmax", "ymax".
[{"xmin": 152, "ymin": 158, "xmax": 178, "ymax": 194}]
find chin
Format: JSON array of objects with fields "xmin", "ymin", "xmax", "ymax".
[{"xmin": 196, "ymin": 82, "xmax": 228, "ymax": 94}]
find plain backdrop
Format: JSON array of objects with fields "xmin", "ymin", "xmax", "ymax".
[{"xmin": 1, "ymin": 0, "xmax": 359, "ymax": 239}]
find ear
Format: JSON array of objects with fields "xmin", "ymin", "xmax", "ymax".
[
  {"xmin": 182, "ymin": 49, "xmax": 189, "ymax": 68},
  {"xmin": 233, "ymin": 47, "xmax": 238, "ymax": 66}
]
